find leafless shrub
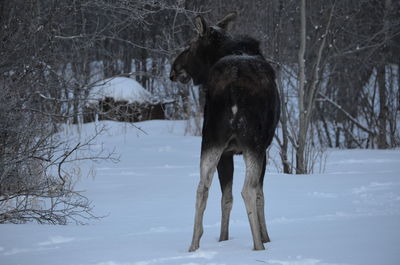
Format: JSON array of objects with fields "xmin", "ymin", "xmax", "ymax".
[{"xmin": 0, "ymin": 80, "xmax": 117, "ymax": 224}]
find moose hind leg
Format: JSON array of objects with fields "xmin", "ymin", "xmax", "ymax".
[
  {"xmin": 257, "ymin": 188, "xmax": 270, "ymax": 243},
  {"xmin": 217, "ymin": 154, "xmax": 234, "ymax": 242},
  {"xmin": 257, "ymin": 154, "xmax": 270, "ymax": 243},
  {"xmin": 189, "ymin": 147, "xmax": 223, "ymax": 252},
  {"xmin": 242, "ymin": 151, "xmax": 265, "ymax": 250}
]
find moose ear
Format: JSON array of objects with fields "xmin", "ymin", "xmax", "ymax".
[
  {"xmin": 195, "ymin": 15, "xmax": 208, "ymax": 37},
  {"xmin": 216, "ymin": 11, "xmax": 237, "ymax": 31}
]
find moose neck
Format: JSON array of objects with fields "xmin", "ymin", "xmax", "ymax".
[
  {"xmin": 222, "ymin": 35, "xmax": 261, "ymax": 57},
  {"xmin": 196, "ymin": 35, "xmax": 262, "ymax": 86}
]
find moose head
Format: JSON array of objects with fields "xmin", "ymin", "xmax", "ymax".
[{"xmin": 170, "ymin": 12, "xmax": 237, "ymax": 85}]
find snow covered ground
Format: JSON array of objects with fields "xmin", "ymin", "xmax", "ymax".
[{"xmin": 1, "ymin": 120, "xmax": 400, "ymax": 265}]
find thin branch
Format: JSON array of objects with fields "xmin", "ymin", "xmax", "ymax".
[
  {"xmin": 317, "ymin": 92, "xmax": 375, "ymax": 135},
  {"xmin": 58, "ymin": 142, "xmax": 81, "ymax": 185}
]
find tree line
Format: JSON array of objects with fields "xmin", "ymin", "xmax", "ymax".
[{"xmin": 0, "ymin": 0, "xmax": 399, "ymax": 223}]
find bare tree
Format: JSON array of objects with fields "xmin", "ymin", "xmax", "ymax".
[{"xmin": 295, "ymin": 1, "xmax": 335, "ymax": 174}]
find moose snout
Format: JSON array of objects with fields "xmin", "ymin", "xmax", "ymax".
[
  {"xmin": 170, "ymin": 70, "xmax": 177, "ymax": 81},
  {"xmin": 170, "ymin": 68, "xmax": 191, "ymax": 84}
]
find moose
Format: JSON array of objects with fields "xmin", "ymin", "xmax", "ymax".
[{"xmin": 170, "ymin": 12, "xmax": 280, "ymax": 251}]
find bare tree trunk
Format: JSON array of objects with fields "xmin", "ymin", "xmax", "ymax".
[
  {"xmin": 316, "ymin": 103, "xmax": 332, "ymax": 147},
  {"xmin": 274, "ymin": 0, "xmax": 291, "ymax": 174},
  {"xmin": 296, "ymin": 1, "xmax": 334, "ymax": 174},
  {"xmin": 335, "ymin": 123, "xmax": 341, "ymax": 148},
  {"xmin": 123, "ymin": 44, "xmax": 132, "ymax": 74},
  {"xmin": 376, "ymin": 0, "xmax": 391, "ymax": 149},
  {"xmin": 277, "ymin": 69, "xmax": 292, "ymax": 174},
  {"xmin": 72, "ymin": 61, "xmax": 80, "ymax": 124},
  {"xmin": 296, "ymin": 0, "xmax": 307, "ymax": 174},
  {"xmin": 377, "ymin": 65, "xmax": 388, "ymax": 148},
  {"xmin": 398, "ymin": 57, "xmax": 400, "ymax": 112}
]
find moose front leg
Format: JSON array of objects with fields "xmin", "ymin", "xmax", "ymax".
[{"xmin": 189, "ymin": 147, "xmax": 223, "ymax": 252}]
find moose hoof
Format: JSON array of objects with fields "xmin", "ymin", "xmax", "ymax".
[
  {"xmin": 219, "ymin": 235, "xmax": 229, "ymax": 242},
  {"xmin": 262, "ymin": 237, "xmax": 271, "ymax": 243},
  {"xmin": 253, "ymin": 244, "xmax": 265, "ymax": 251},
  {"xmin": 188, "ymin": 244, "xmax": 199, "ymax": 252}
]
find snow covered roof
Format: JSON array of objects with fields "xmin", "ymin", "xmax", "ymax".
[{"xmin": 88, "ymin": 77, "xmax": 152, "ymax": 104}]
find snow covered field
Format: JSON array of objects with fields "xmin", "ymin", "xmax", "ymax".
[{"xmin": 1, "ymin": 120, "xmax": 400, "ymax": 265}]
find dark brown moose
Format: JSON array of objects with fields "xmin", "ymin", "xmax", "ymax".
[{"xmin": 170, "ymin": 12, "xmax": 280, "ymax": 251}]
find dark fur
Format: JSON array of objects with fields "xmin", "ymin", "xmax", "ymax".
[
  {"xmin": 204, "ymin": 53, "xmax": 280, "ymax": 153},
  {"xmin": 170, "ymin": 15, "xmax": 280, "ymax": 251}
]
